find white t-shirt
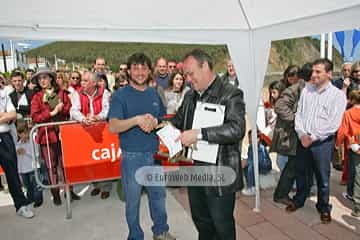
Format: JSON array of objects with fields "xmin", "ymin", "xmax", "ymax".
[{"xmin": 0, "ymin": 89, "xmax": 16, "ymax": 133}]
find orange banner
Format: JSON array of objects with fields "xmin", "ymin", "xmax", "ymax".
[
  {"xmin": 59, "ymin": 122, "xmax": 121, "ymax": 184},
  {"xmin": 0, "ymin": 167, "xmax": 3, "ymax": 175}
]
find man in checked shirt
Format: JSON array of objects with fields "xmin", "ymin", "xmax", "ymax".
[{"xmin": 286, "ymin": 58, "xmax": 347, "ymax": 224}]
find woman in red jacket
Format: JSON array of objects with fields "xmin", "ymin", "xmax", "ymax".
[{"xmin": 30, "ymin": 68, "xmax": 77, "ymax": 205}]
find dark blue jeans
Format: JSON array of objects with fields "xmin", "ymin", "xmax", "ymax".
[
  {"xmin": 121, "ymin": 152, "xmax": 169, "ymax": 240},
  {"xmin": 21, "ymin": 171, "xmax": 43, "ymax": 205},
  {"xmin": 293, "ymin": 137, "xmax": 335, "ymax": 213},
  {"xmin": 347, "ymin": 152, "xmax": 356, "ymax": 197}
]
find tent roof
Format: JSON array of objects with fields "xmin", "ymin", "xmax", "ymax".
[{"xmin": 2, "ymin": 0, "xmax": 360, "ymax": 36}]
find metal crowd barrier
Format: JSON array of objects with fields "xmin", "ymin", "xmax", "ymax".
[
  {"xmin": 30, "ymin": 120, "xmax": 76, "ymax": 219},
  {"xmin": 29, "ymin": 120, "xmax": 121, "ymax": 219}
]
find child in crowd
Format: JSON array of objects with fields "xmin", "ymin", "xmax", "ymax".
[
  {"xmin": 16, "ymin": 121, "xmax": 43, "ymax": 208},
  {"xmin": 242, "ymin": 130, "xmax": 272, "ymax": 196},
  {"xmin": 336, "ymin": 90, "xmax": 360, "ymax": 217}
]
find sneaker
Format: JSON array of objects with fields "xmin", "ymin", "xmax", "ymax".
[
  {"xmin": 16, "ymin": 206, "xmax": 34, "ymax": 219},
  {"xmin": 153, "ymin": 231, "xmax": 176, "ymax": 240},
  {"xmin": 342, "ymin": 192, "xmax": 354, "ymax": 202},
  {"xmin": 351, "ymin": 209, "xmax": 360, "ymax": 218},
  {"xmin": 241, "ymin": 187, "xmax": 256, "ymax": 196}
]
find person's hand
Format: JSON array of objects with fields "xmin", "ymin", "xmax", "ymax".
[
  {"xmin": 137, "ymin": 114, "xmax": 157, "ymax": 133},
  {"xmin": 50, "ymin": 107, "xmax": 59, "ymax": 117},
  {"xmin": 177, "ymin": 129, "xmax": 199, "ymax": 147},
  {"xmin": 82, "ymin": 116, "xmax": 95, "ymax": 126},
  {"xmin": 56, "ymin": 102, "xmax": 64, "ymax": 112},
  {"xmin": 93, "ymin": 115, "xmax": 102, "ymax": 122},
  {"xmin": 17, "ymin": 148, "xmax": 26, "ymax": 155},
  {"xmin": 343, "ymin": 77, "xmax": 351, "ymax": 88},
  {"xmin": 300, "ymin": 135, "xmax": 313, "ymax": 148}
]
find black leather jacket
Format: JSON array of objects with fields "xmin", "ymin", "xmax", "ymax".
[
  {"xmin": 9, "ymin": 88, "xmax": 34, "ymax": 118},
  {"xmin": 170, "ymin": 76, "xmax": 246, "ymax": 196}
]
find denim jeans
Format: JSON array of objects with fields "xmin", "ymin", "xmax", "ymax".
[
  {"xmin": 21, "ymin": 171, "xmax": 43, "ymax": 205},
  {"xmin": 276, "ymin": 154, "xmax": 288, "ymax": 172},
  {"xmin": 121, "ymin": 151, "xmax": 169, "ymax": 240},
  {"xmin": 293, "ymin": 137, "xmax": 335, "ymax": 213},
  {"xmin": 347, "ymin": 152, "xmax": 356, "ymax": 197}
]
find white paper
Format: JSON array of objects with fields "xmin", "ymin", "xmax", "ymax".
[
  {"xmin": 156, "ymin": 124, "xmax": 182, "ymax": 158},
  {"xmin": 189, "ymin": 102, "xmax": 225, "ymax": 164}
]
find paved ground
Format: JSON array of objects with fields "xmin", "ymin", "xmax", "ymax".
[
  {"xmin": 0, "ymin": 168, "xmax": 359, "ymax": 240},
  {"xmin": 171, "ymin": 168, "xmax": 360, "ymax": 240},
  {"xmin": 0, "ymin": 184, "xmax": 196, "ymax": 240}
]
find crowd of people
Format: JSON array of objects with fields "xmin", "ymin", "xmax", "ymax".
[
  {"xmin": 0, "ymin": 48, "xmax": 360, "ymax": 239},
  {"xmin": 246, "ymin": 60, "xmax": 360, "ymax": 224}
]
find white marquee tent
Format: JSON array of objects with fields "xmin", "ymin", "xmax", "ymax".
[{"xmin": 2, "ymin": 0, "xmax": 360, "ymax": 210}]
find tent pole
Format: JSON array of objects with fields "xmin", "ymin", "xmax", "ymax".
[
  {"xmin": 327, "ymin": 32, "xmax": 333, "ymax": 60},
  {"xmin": 249, "ymin": 31, "xmax": 261, "ymax": 212},
  {"xmin": 320, "ymin": 33, "xmax": 326, "ymax": 58}
]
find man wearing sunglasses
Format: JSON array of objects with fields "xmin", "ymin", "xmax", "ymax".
[{"xmin": 167, "ymin": 60, "xmax": 177, "ymax": 74}]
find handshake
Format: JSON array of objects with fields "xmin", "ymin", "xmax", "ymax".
[{"xmin": 136, "ymin": 113, "xmax": 158, "ymax": 133}]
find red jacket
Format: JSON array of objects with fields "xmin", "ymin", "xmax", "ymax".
[
  {"xmin": 79, "ymin": 87, "xmax": 104, "ymax": 116},
  {"xmin": 31, "ymin": 89, "xmax": 71, "ymax": 144},
  {"xmin": 336, "ymin": 106, "xmax": 360, "ymax": 147}
]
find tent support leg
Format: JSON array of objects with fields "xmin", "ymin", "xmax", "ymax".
[{"xmin": 65, "ymin": 184, "xmax": 72, "ymax": 219}]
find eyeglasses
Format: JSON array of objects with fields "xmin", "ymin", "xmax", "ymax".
[
  {"xmin": 119, "ymin": 68, "xmax": 127, "ymax": 71},
  {"xmin": 168, "ymin": 66, "xmax": 176, "ymax": 69},
  {"xmin": 71, "ymin": 77, "xmax": 80, "ymax": 80}
]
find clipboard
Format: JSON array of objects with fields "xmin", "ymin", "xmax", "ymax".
[{"xmin": 188, "ymin": 101, "xmax": 225, "ymax": 164}]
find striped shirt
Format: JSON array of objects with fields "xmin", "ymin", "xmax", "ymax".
[{"xmin": 295, "ymin": 82, "xmax": 346, "ymax": 141}]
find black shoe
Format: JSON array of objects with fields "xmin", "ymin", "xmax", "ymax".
[
  {"xmin": 33, "ymin": 200, "xmax": 43, "ymax": 208},
  {"xmin": 71, "ymin": 191, "xmax": 81, "ymax": 201},
  {"xmin": 101, "ymin": 191, "xmax": 110, "ymax": 199},
  {"xmin": 51, "ymin": 189, "xmax": 62, "ymax": 206},
  {"xmin": 91, "ymin": 188, "xmax": 101, "ymax": 196},
  {"xmin": 274, "ymin": 197, "xmax": 292, "ymax": 206},
  {"xmin": 333, "ymin": 164, "xmax": 343, "ymax": 171},
  {"xmin": 320, "ymin": 212, "xmax": 332, "ymax": 224}
]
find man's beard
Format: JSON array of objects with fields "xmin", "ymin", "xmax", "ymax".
[{"xmin": 130, "ymin": 78, "xmax": 147, "ymax": 87}]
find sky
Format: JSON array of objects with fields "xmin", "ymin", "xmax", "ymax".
[
  {"xmin": 318, "ymin": 28, "xmax": 360, "ymax": 62},
  {"xmin": 1, "ymin": 29, "xmax": 360, "ymax": 62}
]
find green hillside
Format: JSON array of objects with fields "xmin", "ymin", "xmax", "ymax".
[
  {"xmin": 26, "ymin": 42, "xmax": 229, "ymax": 72},
  {"xmin": 26, "ymin": 37, "xmax": 342, "ymax": 74}
]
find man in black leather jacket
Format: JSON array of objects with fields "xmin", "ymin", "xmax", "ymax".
[{"xmin": 170, "ymin": 49, "xmax": 246, "ymax": 240}]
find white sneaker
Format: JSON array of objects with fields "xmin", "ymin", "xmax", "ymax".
[
  {"xmin": 16, "ymin": 206, "xmax": 34, "ymax": 219},
  {"xmin": 241, "ymin": 187, "xmax": 256, "ymax": 196},
  {"xmin": 342, "ymin": 192, "xmax": 354, "ymax": 202}
]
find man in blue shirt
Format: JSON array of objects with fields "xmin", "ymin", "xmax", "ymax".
[{"xmin": 108, "ymin": 53, "xmax": 175, "ymax": 240}]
